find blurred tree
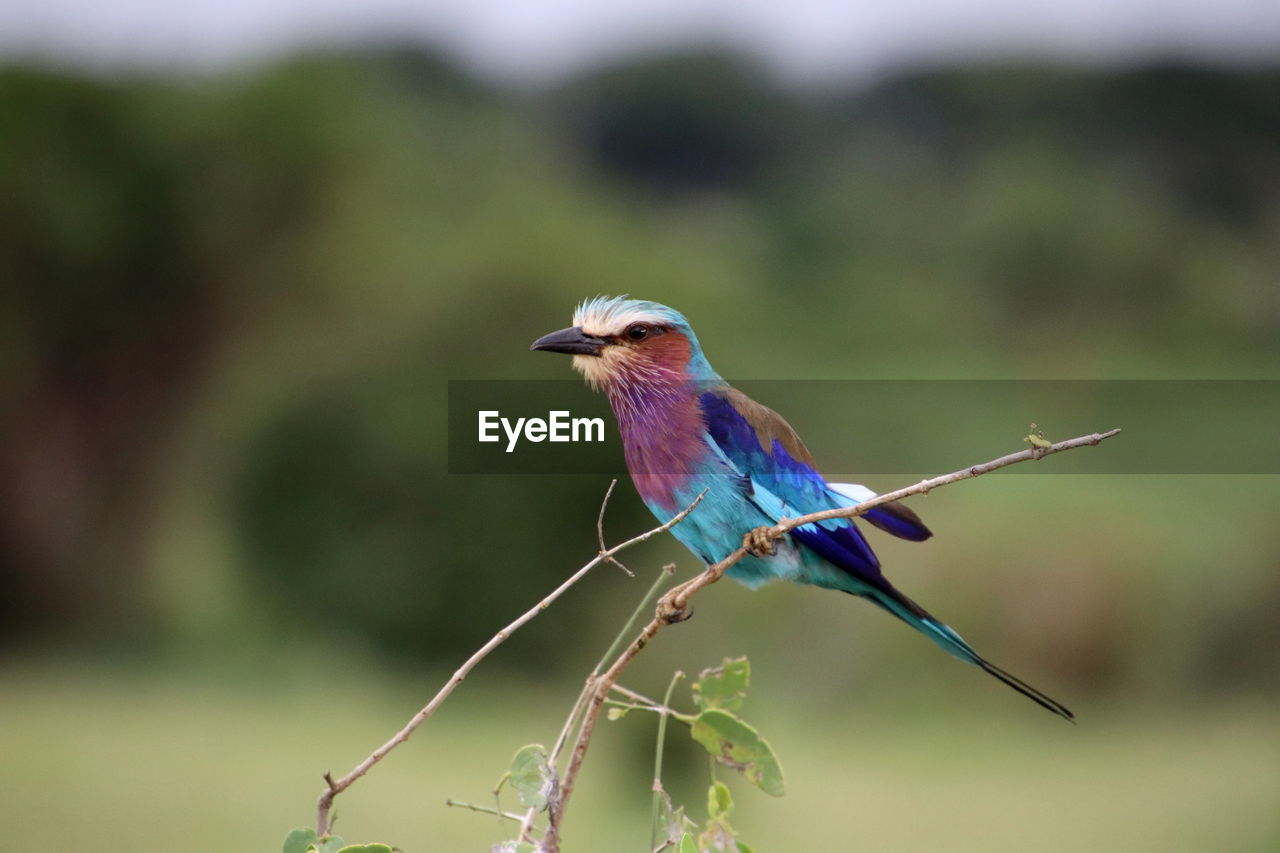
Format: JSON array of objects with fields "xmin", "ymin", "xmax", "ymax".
[
  {"xmin": 1, "ymin": 51, "xmax": 1277, "ymax": 699},
  {"xmin": 0, "ymin": 68, "xmax": 219, "ymax": 639},
  {"xmin": 0, "ymin": 58, "xmax": 368, "ymax": 641},
  {"xmin": 553, "ymin": 49, "xmax": 811, "ymax": 192}
]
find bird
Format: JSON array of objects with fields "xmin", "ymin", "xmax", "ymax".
[{"xmin": 531, "ymin": 296, "xmax": 1073, "ymax": 721}]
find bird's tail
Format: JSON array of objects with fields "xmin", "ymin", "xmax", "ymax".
[{"xmin": 860, "ymin": 581, "xmax": 1075, "ymax": 723}]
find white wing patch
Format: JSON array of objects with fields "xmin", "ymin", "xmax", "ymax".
[{"xmin": 828, "ymin": 482, "xmax": 877, "ymax": 504}]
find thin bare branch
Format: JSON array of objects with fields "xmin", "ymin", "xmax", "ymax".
[
  {"xmin": 597, "ymin": 479, "xmax": 634, "ymax": 576},
  {"xmin": 610, "ymin": 683, "xmax": 680, "ymax": 717},
  {"xmin": 443, "ymin": 798, "xmax": 533, "ymax": 825},
  {"xmin": 662, "ymin": 428, "xmax": 1121, "ymax": 616},
  {"xmin": 314, "ymin": 487, "xmax": 709, "ymax": 836},
  {"xmin": 541, "ymin": 427, "xmax": 1121, "ymax": 849}
]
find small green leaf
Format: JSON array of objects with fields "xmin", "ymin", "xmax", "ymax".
[
  {"xmin": 693, "ymin": 657, "xmax": 750, "ymax": 712},
  {"xmin": 607, "ymin": 706, "xmax": 629, "ymax": 721},
  {"xmin": 678, "ymin": 833, "xmax": 698, "ymax": 853},
  {"xmin": 707, "ymin": 781, "xmax": 733, "ymax": 822},
  {"xmin": 283, "ymin": 828, "xmax": 318, "ymax": 853},
  {"xmin": 509, "ymin": 744, "xmax": 555, "ymax": 811},
  {"xmin": 315, "ymin": 836, "xmax": 346, "ymax": 853},
  {"xmin": 335, "ymin": 846, "xmax": 393, "ymax": 853},
  {"xmin": 1024, "ymin": 423, "xmax": 1052, "ymax": 449},
  {"xmin": 736, "ymin": 843, "xmax": 758, "ymax": 853},
  {"xmin": 689, "ymin": 709, "xmax": 785, "ymax": 796}
]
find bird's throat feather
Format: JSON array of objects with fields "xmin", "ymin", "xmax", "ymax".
[{"xmin": 594, "ymin": 334, "xmax": 710, "ymax": 510}]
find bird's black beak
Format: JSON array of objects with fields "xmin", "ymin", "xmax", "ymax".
[{"xmin": 530, "ymin": 326, "xmax": 607, "ymax": 356}]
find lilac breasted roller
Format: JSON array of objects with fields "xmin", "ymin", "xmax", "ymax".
[{"xmin": 532, "ymin": 296, "xmax": 1073, "ymax": 721}]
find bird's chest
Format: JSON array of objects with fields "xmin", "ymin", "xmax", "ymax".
[{"xmin": 612, "ymin": 392, "xmax": 709, "ymax": 509}]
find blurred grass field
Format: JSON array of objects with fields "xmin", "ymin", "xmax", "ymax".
[
  {"xmin": 5, "ymin": 475, "xmax": 1280, "ymax": 851},
  {"xmin": 4, "ymin": 660, "xmax": 1277, "ymax": 852}
]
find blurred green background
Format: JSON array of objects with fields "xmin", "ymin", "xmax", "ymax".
[{"xmin": 2, "ymin": 41, "xmax": 1279, "ymax": 852}]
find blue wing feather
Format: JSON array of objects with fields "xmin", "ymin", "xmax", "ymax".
[
  {"xmin": 862, "ymin": 507, "xmax": 933, "ymax": 541},
  {"xmin": 699, "ymin": 390, "xmax": 882, "ymax": 580}
]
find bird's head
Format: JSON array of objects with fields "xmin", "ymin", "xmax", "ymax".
[{"xmin": 531, "ymin": 296, "xmax": 718, "ymax": 388}]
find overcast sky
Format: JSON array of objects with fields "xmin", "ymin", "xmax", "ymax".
[{"xmin": 4, "ymin": 0, "xmax": 1279, "ymax": 83}]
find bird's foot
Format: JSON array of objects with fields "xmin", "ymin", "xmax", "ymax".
[
  {"xmin": 743, "ymin": 526, "xmax": 777, "ymax": 557},
  {"xmin": 657, "ymin": 590, "xmax": 693, "ymax": 624}
]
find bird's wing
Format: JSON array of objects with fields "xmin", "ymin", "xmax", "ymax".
[
  {"xmin": 698, "ymin": 386, "xmax": 885, "ymax": 581},
  {"xmin": 699, "ymin": 386, "xmax": 929, "ymax": 555},
  {"xmin": 697, "ymin": 387, "xmax": 930, "ymax": 541}
]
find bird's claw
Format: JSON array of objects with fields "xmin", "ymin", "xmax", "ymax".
[
  {"xmin": 743, "ymin": 526, "xmax": 776, "ymax": 557},
  {"xmin": 657, "ymin": 592, "xmax": 693, "ymax": 624}
]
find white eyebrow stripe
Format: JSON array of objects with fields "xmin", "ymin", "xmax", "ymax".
[{"xmin": 574, "ymin": 306, "xmax": 669, "ymax": 338}]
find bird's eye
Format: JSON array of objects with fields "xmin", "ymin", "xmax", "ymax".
[{"xmin": 625, "ymin": 324, "xmax": 649, "ymax": 341}]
